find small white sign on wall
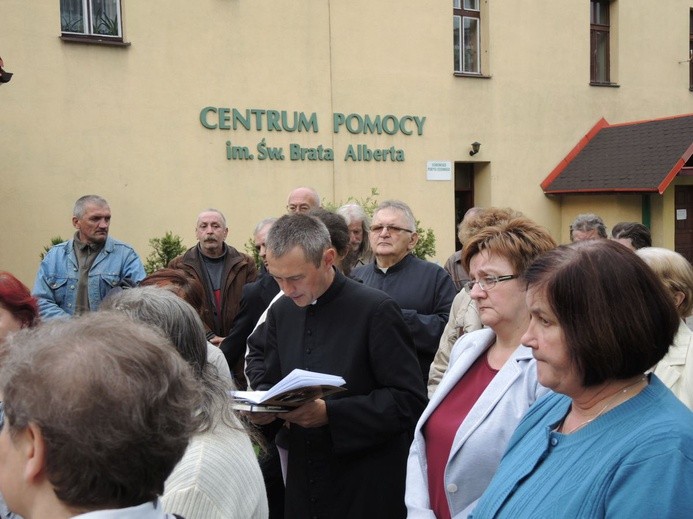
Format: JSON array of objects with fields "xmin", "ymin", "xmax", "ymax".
[
  {"xmin": 427, "ymin": 160, "xmax": 452, "ymax": 181},
  {"xmin": 677, "ymin": 209, "xmax": 687, "ymax": 221}
]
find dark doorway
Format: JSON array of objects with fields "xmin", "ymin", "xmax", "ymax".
[
  {"xmin": 675, "ymin": 185, "xmax": 693, "ymax": 263},
  {"xmin": 454, "ymin": 163, "xmax": 475, "ymax": 250}
]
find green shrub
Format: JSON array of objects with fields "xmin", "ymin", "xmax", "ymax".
[
  {"xmin": 145, "ymin": 232, "xmax": 187, "ymax": 275},
  {"xmin": 413, "ymin": 222, "xmax": 436, "ymax": 261},
  {"xmin": 40, "ymin": 236, "xmax": 65, "ymax": 259},
  {"xmin": 244, "ymin": 236, "xmax": 262, "ymax": 270}
]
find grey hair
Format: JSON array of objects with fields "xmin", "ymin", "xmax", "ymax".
[
  {"xmin": 73, "ymin": 195, "xmax": 109, "ymax": 218},
  {"xmin": 374, "ymin": 200, "xmax": 417, "ymax": 231},
  {"xmin": 570, "ymin": 213, "xmax": 607, "ymax": 240},
  {"xmin": 337, "ymin": 203, "xmax": 370, "ymax": 228},
  {"xmin": 253, "ymin": 217, "xmax": 278, "ymax": 237},
  {"xmin": 101, "ymin": 286, "xmax": 233, "ymax": 432},
  {"xmin": 0, "ymin": 312, "xmax": 202, "ymax": 508},
  {"xmin": 336, "ymin": 204, "xmax": 372, "ymax": 266},
  {"xmin": 197, "ymin": 208, "xmax": 227, "ymax": 228},
  {"xmin": 266, "ymin": 214, "xmax": 331, "ymax": 267}
]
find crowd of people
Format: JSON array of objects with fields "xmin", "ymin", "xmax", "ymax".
[{"xmin": 0, "ymin": 194, "xmax": 691, "ymax": 518}]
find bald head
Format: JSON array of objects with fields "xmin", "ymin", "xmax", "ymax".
[{"xmin": 287, "ymin": 187, "xmax": 320, "ymax": 214}]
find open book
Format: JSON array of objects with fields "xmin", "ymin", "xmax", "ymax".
[{"xmin": 231, "ymin": 368, "xmax": 346, "ymax": 412}]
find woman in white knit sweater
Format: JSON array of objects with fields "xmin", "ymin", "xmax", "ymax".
[
  {"xmin": 636, "ymin": 247, "xmax": 693, "ymax": 410},
  {"xmin": 103, "ymin": 286, "xmax": 268, "ymax": 519}
]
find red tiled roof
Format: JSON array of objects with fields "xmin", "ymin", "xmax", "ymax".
[{"xmin": 542, "ymin": 114, "xmax": 693, "ymax": 195}]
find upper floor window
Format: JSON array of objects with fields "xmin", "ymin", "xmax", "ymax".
[
  {"xmin": 590, "ymin": 0, "xmax": 611, "ymax": 84},
  {"xmin": 60, "ymin": 0, "xmax": 123, "ymax": 40},
  {"xmin": 454, "ymin": 1, "xmax": 481, "ymax": 74}
]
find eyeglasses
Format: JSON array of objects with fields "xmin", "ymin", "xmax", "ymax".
[
  {"xmin": 369, "ymin": 224, "xmax": 414, "ymax": 234},
  {"xmin": 0, "ymin": 401, "xmax": 4, "ymax": 430},
  {"xmin": 287, "ymin": 204, "xmax": 312, "ymax": 213},
  {"xmin": 463, "ymin": 275, "xmax": 518, "ymax": 294}
]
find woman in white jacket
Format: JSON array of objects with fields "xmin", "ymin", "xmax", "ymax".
[
  {"xmin": 405, "ymin": 213, "xmax": 555, "ymax": 518},
  {"xmin": 103, "ymin": 287, "xmax": 269, "ymax": 519},
  {"xmin": 637, "ymin": 247, "xmax": 693, "ymax": 410}
]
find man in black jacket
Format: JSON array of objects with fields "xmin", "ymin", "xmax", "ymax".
[
  {"xmin": 220, "ymin": 217, "xmax": 279, "ymax": 384},
  {"xmin": 247, "ymin": 213, "xmax": 427, "ymax": 519},
  {"xmin": 352, "ymin": 200, "xmax": 456, "ymax": 384}
]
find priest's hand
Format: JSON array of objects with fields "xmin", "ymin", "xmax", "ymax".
[
  {"xmin": 283, "ymin": 399, "xmax": 328, "ymax": 428},
  {"xmin": 244, "ymin": 411, "xmax": 277, "ymax": 425}
]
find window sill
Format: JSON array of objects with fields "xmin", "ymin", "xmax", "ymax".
[
  {"xmin": 454, "ymin": 72, "xmax": 491, "ymax": 79},
  {"xmin": 589, "ymin": 81, "xmax": 619, "ymax": 88},
  {"xmin": 60, "ymin": 35, "xmax": 131, "ymax": 47}
]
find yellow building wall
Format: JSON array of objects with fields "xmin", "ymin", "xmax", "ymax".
[
  {"xmin": 559, "ymin": 195, "xmax": 644, "ymax": 244},
  {"xmin": 2, "ymin": 1, "xmax": 693, "ymax": 286}
]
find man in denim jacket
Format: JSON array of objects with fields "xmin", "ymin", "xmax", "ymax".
[{"xmin": 32, "ymin": 195, "xmax": 145, "ymax": 319}]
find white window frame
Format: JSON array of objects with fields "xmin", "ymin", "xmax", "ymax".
[
  {"xmin": 60, "ymin": 0, "xmax": 123, "ymax": 39},
  {"xmin": 453, "ymin": 0, "xmax": 482, "ymax": 75}
]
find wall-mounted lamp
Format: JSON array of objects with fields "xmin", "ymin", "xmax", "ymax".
[
  {"xmin": 0, "ymin": 56, "xmax": 13, "ymax": 85},
  {"xmin": 469, "ymin": 141, "xmax": 481, "ymax": 156}
]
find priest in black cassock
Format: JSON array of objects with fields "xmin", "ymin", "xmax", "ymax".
[{"xmin": 246, "ymin": 213, "xmax": 427, "ymax": 519}]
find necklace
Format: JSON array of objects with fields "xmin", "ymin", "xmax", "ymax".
[{"xmin": 558, "ymin": 376, "xmax": 647, "ymax": 435}]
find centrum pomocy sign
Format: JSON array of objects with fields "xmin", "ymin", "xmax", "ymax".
[{"xmin": 199, "ymin": 107, "xmax": 426, "ymax": 162}]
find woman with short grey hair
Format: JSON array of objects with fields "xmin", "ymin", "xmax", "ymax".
[{"xmin": 102, "ymin": 287, "xmax": 268, "ymax": 519}]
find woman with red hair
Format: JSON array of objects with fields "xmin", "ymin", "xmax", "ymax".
[{"xmin": 0, "ymin": 271, "xmax": 38, "ymax": 343}]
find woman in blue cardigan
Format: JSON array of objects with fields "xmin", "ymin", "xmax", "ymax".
[
  {"xmin": 405, "ymin": 212, "xmax": 556, "ymax": 518},
  {"xmin": 471, "ymin": 240, "xmax": 693, "ymax": 518}
]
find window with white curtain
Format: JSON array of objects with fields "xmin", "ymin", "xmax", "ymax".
[{"xmin": 60, "ymin": 0, "xmax": 122, "ymax": 39}]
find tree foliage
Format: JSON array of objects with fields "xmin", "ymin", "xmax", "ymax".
[
  {"xmin": 144, "ymin": 231, "xmax": 187, "ymax": 275},
  {"xmin": 40, "ymin": 236, "xmax": 65, "ymax": 259},
  {"xmin": 244, "ymin": 236, "xmax": 262, "ymax": 270}
]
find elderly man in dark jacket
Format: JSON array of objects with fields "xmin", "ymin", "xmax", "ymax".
[{"xmin": 353, "ymin": 200, "xmax": 456, "ymax": 384}]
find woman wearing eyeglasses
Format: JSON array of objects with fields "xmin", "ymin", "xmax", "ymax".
[
  {"xmin": 405, "ymin": 213, "xmax": 556, "ymax": 519},
  {"xmin": 471, "ymin": 241, "xmax": 693, "ymax": 518}
]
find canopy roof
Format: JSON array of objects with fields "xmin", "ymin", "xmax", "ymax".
[{"xmin": 542, "ymin": 114, "xmax": 693, "ymax": 195}]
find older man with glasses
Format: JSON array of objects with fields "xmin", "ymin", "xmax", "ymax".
[
  {"xmin": 352, "ymin": 200, "xmax": 456, "ymax": 384},
  {"xmin": 286, "ymin": 186, "xmax": 321, "ymax": 214}
]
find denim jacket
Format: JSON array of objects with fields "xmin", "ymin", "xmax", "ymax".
[{"xmin": 32, "ymin": 236, "xmax": 146, "ymax": 319}]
